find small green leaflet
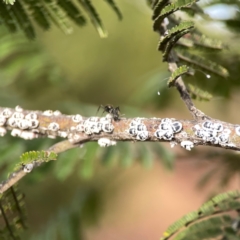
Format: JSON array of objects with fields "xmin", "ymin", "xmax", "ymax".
[
  {"xmin": 168, "ymin": 65, "xmax": 189, "ymax": 87},
  {"xmin": 14, "ymin": 150, "xmax": 57, "ymax": 171}
]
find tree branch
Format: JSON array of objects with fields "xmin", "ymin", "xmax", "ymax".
[
  {"xmin": 0, "ymin": 105, "xmax": 240, "ymax": 193},
  {"xmin": 156, "ymin": 18, "xmax": 208, "ymax": 120}
]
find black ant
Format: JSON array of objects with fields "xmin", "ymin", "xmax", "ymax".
[{"xmin": 97, "ymin": 104, "xmax": 121, "ymax": 121}]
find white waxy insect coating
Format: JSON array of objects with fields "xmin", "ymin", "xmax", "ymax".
[
  {"xmin": 48, "ymin": 122, "xmax": 59, "ymax": 131},
  {"xmin": 25, "ymin": 113, "xmax": 38, "ymax": 120},
  {"xmin": 12, "ymin": 112, "xmax": 24, "ymax": 119},
  {"xmin": 136, "ymin": 131, "xmax": 149, "ymax": 141},
  {"xmin": 15, "ymin": 105, "xmax": 23, "ymax": 112},
  {"xmin": 0, "ymin": 127, "xmax": 7, "ymax": 137},
  {"xmin": 181, "ymin": 141, "xmax": 194, "ymax": 151},
  {"xmin": 17, "ymin": 119, "xmax": 30, "ymax": 130},
  {"xmin": 170, "ymin": 141, "xmax": 177, "ymax": 148},
  {"xmin": 84, "ymin": 126, "xmax": 92, "ymax": 135},
  {"xmin": 58, "ymin": 131, "xmax": 68, "ymax": 138},
  {"xmin": 72, "ymin": 114, "xmax": 83, "ymax": 123},
  {"xmin": 236, "ymin": 126, "xmax": 240, "ymax": 136},
  {"xmin": 98, "ymin": 138, "xmax": 116, "ymax": 147},
  {"xmin": 20, "ymin": 131, "xmax": 37, "ymax": 140},
  {"xmin": 0, "ymin": 116, "xmax": 6, "ymax": 126},
  {"xmin": 102, "ymin": 123, "xmax": 114, "ymax": 133},
  {"xmin": 30, "ymin": 119, "xmax": 39, "ymax": 128},
  {"xmin": 24, "ymin": 163, "xmax": 34, "ymax": 173},
  {"xmin": 2, "ymin": 108, "xmax": 12, "ymax": 118},
  {"xmin": 53, "ymin": 110, "xmax": 61, "ymax": 116},
  {"xmin": 8, "ymin": 118, "xmax": 17, "ymax": 127},
  {"xmin": 11, "ymin": 129, "xmax": 22, "ymax": 137},
  {"xmin": 43, "ymin": 110, "xmax": 53, "ymax": 116}
]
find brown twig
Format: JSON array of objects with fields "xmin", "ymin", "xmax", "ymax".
[{"xmin": 0, "ymin": 106, "xmax": 240, "ymax": 193}]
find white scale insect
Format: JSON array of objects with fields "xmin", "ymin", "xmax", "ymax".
[
  {"xmin": 23, "ymin": 163, "xmax": 34, "ymax": 173},
  {"xmin": 195, "ymin": 121, "xmax": 231, "ymax": 145},
  {"xmin": 181, "ymin": 141, "xmax": 194, "ymax": 151},
  {"xmin": 154, "ymin": 118, "xmax": 182, "ymax": 141},
  {"xmin": 98, "ymin": 138, "xmax": 116, "ymax": 147},
  {"xmin": 128, "ymin": 119, "xmax": 149, "ymax": 141}
]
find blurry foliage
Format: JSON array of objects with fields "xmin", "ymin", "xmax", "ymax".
[
  {"xmin": 0, "ymin": 0, "xmax": 240, "ymax": 239},
  {"xmin": 0, "ymin": 186, "xmax": 27, "ymax": 240},
  {"xmin": 161, "ymin": 190, "xmax": 240, "ymax": 240},
  {"xmin": 25, "ymin": 188, "xmax": 103, "ymax": 240},
  {"xmin": 0, "ymin": 0, "xmax": 122, "ymax": 39}
]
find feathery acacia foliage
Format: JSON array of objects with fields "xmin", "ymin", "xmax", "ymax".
[
  {"xmin": 161, "ymin": 191, "xmax": 240, "ymax": 239},
  {"xmin": 0, "ymin": 186, "xmax": 27, "ymax": 240},
  {"xmin": 150, "ymin": 0, "xmax": 229, "ymax": 99},
  {"xmin": 0, "ymin": 0, "xmax": 122, "ymax": 38}
]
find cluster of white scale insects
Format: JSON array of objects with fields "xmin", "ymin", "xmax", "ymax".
[
  {"xmin": 127, "ymin": 118, "xmax": 149, "ymax": 141},
  {"xmin": 0, "ymin": 106, "xmax": 39, "ymax": 140},
  {"xmin": 154, "ymin": 118, "xmax": 182, "ymax": 141},
  {"xmin": 194, "ymin": 120, "xmax": 234, "ymax": 147},
  {"xmin": 2, "ymin": 106, "xmax": 240, "ymax": 150},
  {"xmin": 68, "ymin": 114, "xmax": 114, "ymax": 143}
]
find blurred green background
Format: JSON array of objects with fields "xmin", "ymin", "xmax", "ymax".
[{"xmin": 1, "ymin": 0, "xmax": 240, "ymax": 239}]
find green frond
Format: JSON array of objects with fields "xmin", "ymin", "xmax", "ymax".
[
  {"xmin": 42, "ymin": 0, "xmax": 73, "ymax": 35},
  {"xmin": 14, "ymin": 150, "xmax": 57, "ymax": 171},
  {"xmin": 103, "ymin": 0, "xmax": 122, "ymax": 20},
  {"xmin": 161, "ymin": 191, "xmax": 240, "ymax": 240},
  {"xmin": 191, "ymin": 33, "xmax": 224, "ymax": 50},
  {"xmin": 163, "ymin": 30, "xmax": 191, "ymax": 61},
  {"xmin": 0, "ymin": 0, "xmax": 122, "ymax": 38},
  {"xmin": 173, "ymin": 215, "xmax": 233, "ymax": 240},
  {"xmin": 176, "ymin": 48, "xmax": 229, "ymax": 78},
  {"xmin": 57, "ymin": 0, "xmax": 86, "ymax": 26},
  {"xmin": 178, "ymin": 33, "xmax": 224, "ymax": 50},
  {"xmin": 152, "ymin": 0, "xmax": 170, "ymax": 20},
  {"xmin": 187, "ymin": 84, "xmax": 212, "ymax": 101},
  {"xmin": 153, "ymin": 0, "xmax": 197, "ymax": 31},
  {"xmin": 21, "ymin": 0, "xmax": 51, "ymax": 30},
  {"xmin": 78, "ymin": 0, "xmax": 107, "ymax": 38},
  {"xmin": 2, "ymin": 0, "xmax": 15, "ymax": 5},
  {"xmin": 0, "ymin": 186, "xmax": 27, "ymax": 240},
  {"xmin": 158, "ymin": 21, "xmax": 194, "ymax": 51},
  {"xmin": 168, "ymin": 65, "xmax": 189, "ymax": 87},
  {"xmin": 10, "ymin": 1, "xmax": 35, "ymax": 39},
  {"xmin": 0, "ymin": 1, "xmax": 18, "ymax": 33}
]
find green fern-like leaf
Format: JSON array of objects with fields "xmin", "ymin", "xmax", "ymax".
[
  {"xmin": 1, "ymin": 0, "xmax": 122, "ymax": 38},
  {"xmin": 57, "ymin": 0, "xmax": 86, "ymax": 26},
  {"xmin": 79, "ymin": 0, "xmax": 107, "ymax": 38},
  {"xmin": 2, "ymin": 0, "xmax": 15, "ymax": 5},
  {"xmin": 21, "ymin": 0, "xmax": 51, "ymax": 30},
  {"xmin": 168, "ymin": 65, "xmax": 189, "ymax": 87},
  {"xmin": 14, "ymin": 150, "xmax": 57, "ymax": 171},
  {"xmin": 188, "ymin": 84, "xmax": 212, "ymax": 101},
  {"xmin": 10, "ymin": 1, "xmax": 35, "ymax": 39},
  {"xmin": 0, "ymin": 186, "xmax": 27, "ymax": 240},
  {"xmin": 103, "ymin": 0, "xmax": 122, "ymax": 20},
  {"xmin": 176, "ymin": 48, "xmax": 229, "ymax": 78},
  {"xmin": 161, "ymin": 190, "xmax": 240, "ymax": 240},
  {"xmin": 158, "ymin": 21, "xmax": 194, "ymax": 51},
  {"xmin": 191, "ymin": 33, "xmax": 224, "ymax": 50},
  {"xmin": 152, "ymin": 0, "xmax": 170, "ymax": 20},
  {"xmin": 0, "ymin": 1, "xmax": 18, "ymax": 33},
  {"xmin": 42, "ymin": 0, "xmax": 74, "ymax": 34},
  {"xmin": 153, "ymin": 0, "xmax": 197, "ymax": 31}
]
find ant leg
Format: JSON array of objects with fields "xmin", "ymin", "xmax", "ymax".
[{"xmin": 96, "ymin": 105, "xmax": 105, "ymax": 116}]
